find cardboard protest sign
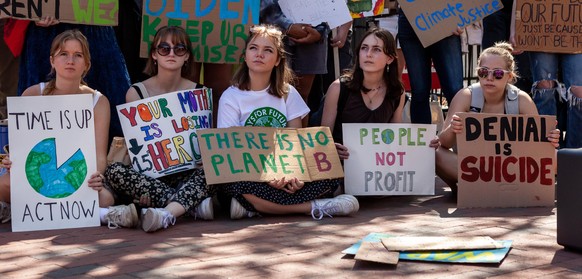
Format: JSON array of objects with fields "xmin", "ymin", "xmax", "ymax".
[
  {"xmin": 514, "ymin": 0, "xmax": 582, "ymax": 54},
  {"xmin": 198, "ymin": 126, "xmax": 343, "ymax": 184},
  {"xmin": 355, "ymin": 241, "xmax": 399, "ymax": 265},
  {"xmin": 399, "ymin": 0, "xmax": 503, "ymax": 47},
  {"xmin": 117, "ymin": 88, "xmax": 213, "ymax": 178},
  {"xmin": 278, "ymin": 0, "xmax": 352, "ymax": 29},
  {"xmin": 0, "ymin": 0, "xmax": 118, "ymax": 26},
  {"xmin": 381, "ymin": 236, "xmax": 502, "ymax": 251},
  {"xmin": 342, "ymin": 123, "xmax": 436, "ymax": 196},
  {"xmin": 348, "ymin": 0, "xmax": 385, "ymax": 18},
  {"xmin": 7, "ymin": 95, "xmax": 100, "ymax": 232},
  {"xmin": 140, "ymin": 0, "xmax": 259, "ymax": 63},
  {"xmin": 456, "ymin": 113, "xmax": 556, "ymax": 208}
]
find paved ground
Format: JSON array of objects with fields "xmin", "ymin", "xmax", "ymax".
[{"xmin": 1, "ymin": 178, "xmax": 581, "ymax": 278}]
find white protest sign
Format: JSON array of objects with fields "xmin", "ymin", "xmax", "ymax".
[
  {"xmin": 343, "ymin": 123, "xmax": 436, "ymax": 196},
  {"xmin": 7, "ymin": 95, "xmax": 100, "ymax": 232},
  {"xmin": 117, "ymin": 88, "xmax": 212, "ymax": 178},
  {"xmin": 278, "ymin": 0, "xmax": 352, "ymax": 29}
]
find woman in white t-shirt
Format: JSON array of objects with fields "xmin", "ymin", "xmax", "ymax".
[{"xmin": 217, "ymin": 24, "xmax": 359, "ymax": 220}]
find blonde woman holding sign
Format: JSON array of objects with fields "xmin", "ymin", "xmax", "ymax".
[
  {"xmin": 217, "ymin": 24, "xmax": 359, "ymax": 220},
  {"xmin": 105, "ymin": 26, "xmax": 215, "ymax": 233}
]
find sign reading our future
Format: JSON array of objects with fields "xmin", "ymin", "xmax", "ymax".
[
  {"xmin": 342, "ymin": 124, "xmax": 437, "ymax": 196},
  {"xmin": 456, "ymin": 113, "xmax": 556, "ymax": 208},
  {"xmin": 514, "ymin": 0, "xmax": 582, "ymax": 54},
  {"xmin": 399, "ymin": 0, "xmax": 503, "ymax": 47},
  {"xmin": 117, "ymin": 88, "xmax": 212, "ymax": 178},
  {"xmin": 140, "ymin": 0, "xmax": 260, "ymax": 63},
  {"xmin": 7, "ymin": 95, "xmax": 100, "ymax": 232},
  {"xmin": 197, "ymin": 127, "xmax": 343, "ymax": 185},
  {"xmin": 0, "ymin": 0, "xmax": 119, "ymax": 26}
]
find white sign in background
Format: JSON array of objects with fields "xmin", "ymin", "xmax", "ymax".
[
  {"xmin": 7, "ymin": 95, "xmax": 100, "ymax": 232},
  {"xmin": 343, "ymin": 123, "xmax": 436, "ymax": 196},
  {"xmin": 278, "ymin": 0, "xmax": 352, "ymax": 29}
]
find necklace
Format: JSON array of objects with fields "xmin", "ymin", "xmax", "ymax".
[
  {"xmin": 362, "ymin": 88, "xmax": 385, "ymax": 105},
  {"xmin": 363, "ymin": 84, "xmax": 383, "ymax": 93}
]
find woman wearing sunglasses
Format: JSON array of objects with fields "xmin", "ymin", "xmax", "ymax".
[
  {"xmin": 104, "ymin": 26, "xmax": 215, "ymax": 233},
  {"xmin": 434, "ymin": 42, "xmax": 560, "ymax": 194}
]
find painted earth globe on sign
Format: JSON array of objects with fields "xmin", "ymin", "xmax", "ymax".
[{"xmin": 25, "ymin": 138, "xmax": 87, "ymax": 198}]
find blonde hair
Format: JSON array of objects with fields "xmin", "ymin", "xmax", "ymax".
[
  {"xmin": 477, "ymin": 42, "xmax": 518, "ymax": 84},
  {"xmin": 231, "ymin": 24, "xmax": 294, "ymax": 98},
  {"xmin": 44, "ymin": 29, "xmax": 91, "ymax": 95}
]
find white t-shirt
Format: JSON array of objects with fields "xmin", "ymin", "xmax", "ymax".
[{"xmin": 218, "ymin": 85, "xmax": 310, "ymax": 128}]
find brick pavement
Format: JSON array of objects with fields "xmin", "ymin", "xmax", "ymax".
[{"xmin": 1, "ymin": 178, "xmax": 581, "ymax": 278}]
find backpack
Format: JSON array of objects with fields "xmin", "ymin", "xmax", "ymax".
[{"xmin": 469, "ymin": 83, "xmax": 520, "ymax": 114}]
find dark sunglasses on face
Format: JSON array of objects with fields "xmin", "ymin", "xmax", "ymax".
[
  {"xmin": 156, "ymin": 42, "xmax": 188, "ymax": 56},
  {"xmin": 476, "ymin": 67, "xmax": 510, "ymax": 80}
]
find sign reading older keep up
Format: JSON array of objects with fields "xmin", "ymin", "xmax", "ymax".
[
  {"xmin": 197, "ymin": 127, "xmax": 344, "ymax": 185},
  {"xmin": 456, "ymin": 113, "xmax": 556, "ymax": 208},
  {"xmin": 140, "ymin": 0, "xmax": 260, "ymax": 63},
  {"xmin": 0, "ymin": 0, "xmax": 118, "ymax": 25},
  {"xmin": 7, "ymin": 95, "xmax": 100, "ymax": 232},
  {"xmin": 342, "ymin": 123, "xmax": 437, "ymax": 196},
  {"xmin": 399, "ymin": 0, "xmax": 503, "ymax": 47},
  {"xmin": 117, "ymin": 88, "xmax": 213, "ymax": 178}
]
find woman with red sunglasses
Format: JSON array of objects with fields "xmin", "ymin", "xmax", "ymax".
[{"xmin": 434, "ymin": 42, "xmax": 560, "ymax": 195}]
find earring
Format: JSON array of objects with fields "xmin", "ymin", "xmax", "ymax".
[
  {"xmin": 154, "ymin": 60, "xmax": 157, "ymax": 65},
  {"xmin": 386, "ymin": 65, "xmax": 390, "ymax": 73}
]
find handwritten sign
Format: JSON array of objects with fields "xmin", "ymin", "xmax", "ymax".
[
  {"xmin": 348, "ymin": 0, "xmax": 385, "ymax": 18},
  {"xmin": 456, "ymin": 113, "xmax": 556, "ymax": 208},
  {"xmin": 116, "ymin": 88, "xmax": 213, "ymax": 178},
  {"xmin": 278, "ymin": 0, "xmax": 352, "ymax": 29},
  {"xmin": 399, "ymin": 0, "xmax": 503, "ymax": 47},
  {"xmin": 197, "ymin": 126, "xmax": 343, "ymax": 185},
  {"xmin": 7, "ymin": 95, "xmax": 99, "ymax": 232},
  {"xmin": 0, "ymin": 0, "xmax": 118, "ymax": 26},
  {"xmin": 140, "ymin": 0, "xmax": 260, "ymax": 63},
  {"xmin": 514, "ymin": 0, "xmax": 582, "ymax": 54},
  {"xmin": 342, "ymin": 123, "xmax": 436, "ymax": 196}
]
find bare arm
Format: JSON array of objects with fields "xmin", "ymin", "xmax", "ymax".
[
  {"xmin": 390, "ymin": 94, "xmax": 406, "ymax": 123},
  {"xmin": 94, "ymin": 96, "xmax": 110, "ymax": 174},
  {"xmin": 320, "ymin": 79, "xmax": 341, "ymax": 132},
  {"xmin": 438, "ymin": 88, "xmax": 471, "ymax": 148}
]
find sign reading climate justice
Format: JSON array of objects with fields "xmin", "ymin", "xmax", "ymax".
[
  {"xmin": 140, "ymin": 0, "xmax": 260, "ymax": 63},
  {"xmin": 342, "ymin": 124, "xmax": 437, "ymax": 196},
  {"xmin": 7, "ymin": 95, "xmax": 99, "ymax": 232},
  {"xmin": 117, "ymin": 88, "xmax": 213, "ymax": 178},
  {"xmin": 198, "ymin": 127, "xmax": 344, "ymax": 185},
  {"xmin": 399, "ymin": 0, "xmax": 503, "ymax": 47},
  {"xmin": 0, "ymin": 0, "xmax": 118, "ymax": 26},
  {"xmin": 456, "ymin": 113, "xmax": 556, "ymax": 208},
  {"xmin": 514, "ymin": 0, "xmax": 582, "ymax": 54}
]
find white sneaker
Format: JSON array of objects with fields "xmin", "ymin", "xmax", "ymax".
[
  {"xmin": 311, "ymin": 194, "xmax": 359, "ymax": 220},
  {"xmin": 194, "ymin": 197, "xmax": 214, "ymax": 220},
  {"xmin": 142, "ymin": 208, "xmax": 176, "ymax": 232},
  {"xmin": 106, "ymin": 204, "xmax": 138, "ymax": 229},
  {"xmin": 230, "ymin": 198, "xmax": 257, "ymax": 219},
  {"xmin": 0, "ymin": 201, "xmax": 10, "ymax": 223}
]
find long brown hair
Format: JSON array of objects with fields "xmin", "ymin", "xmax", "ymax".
[
  {"xmin": 231, "ymin": 24, "xmax": 294, "ymax": 98},
  {"xmin": 43, "ymin": 29, "xmax": 91, "ymax": 95},
  {"xmin": 144, "ymin": 25, "xmax": 194, "ymax": 79}
]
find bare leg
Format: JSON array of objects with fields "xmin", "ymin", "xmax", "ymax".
[
  {"xmin": 243, "ymin": 194, "xmax": 311, "ymax": 214},
  {"xmin": 435, "ymin": 146, "xmax": 458, "ymax": 188},
  {"xmin": 165, "ymin": 201, "xmax": 186, "ymax": 218},
  {"xmin": 0, "ymin": 173, "xmax": 10, "ymax": 203}
]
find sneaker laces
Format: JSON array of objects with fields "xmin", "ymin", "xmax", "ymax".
[
  {"xmin": 311, "ymin": 201, "xmax": 338, "ymax": 220},
  {"xmin": 0, "ymin": 201, "xmax": 10, "ymax": 223},
  {"xmin": 107, "ymin": 209, "xmax": 123, "ymax": 229},
  {"xmin": 160, "ymin": 212, "xmax": 176, "ymax": 229}
]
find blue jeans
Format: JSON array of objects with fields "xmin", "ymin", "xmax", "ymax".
[{"xmin": 398, "ymin": 10, "xmax": 463, "ymax": 124}]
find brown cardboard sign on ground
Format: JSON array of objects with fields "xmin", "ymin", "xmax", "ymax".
[
  {"xmin": 140, "ymin": 0, "xmax": 259, "ymax": 63},
  {"xmin": 456, "ymin": 113, "xmax": 556, "ymax": 208},
  {"xmin": 0, "ymin": 0, "xmax": 118, "ymax": 26},
  {"xmin": 381, "ymin": 236, "xmax": 502, "ymax": 251},
  {"xmin": 355, "ymin": 241, "xmax": 399, "ymax": 265},
  {"xmin": 198, "ymin": 126, "xmax": 343, "ymax": 184},
  {"xmin": 514, "ymin": 0, "xmax": 582, "ymax": 54},
  {"xmin": 399, "ymin": 0, "xmax": 503, "ymax": 47}
]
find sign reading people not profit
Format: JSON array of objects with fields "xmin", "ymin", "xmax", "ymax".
[
  {"xmin": 514, "ymin": 0, "xmax": 582, "ymax": 54},
  {"xmin": 117, "ymin": 88, "xmax": 212, "ymax": 178},
  {"xmin": 140, "ymin": 0, "xmax": 260, "ymax": 63},
  {"xmin": 7, "ymin": 95, "xmax": 100, "ymax": 232},
  {"xmin": 399, "ymin": 0, "xmax": 503, "ymax": 47},
  {"xmin": 456, "ymin": 113, "xmax": 556, "ymax": 208},
  {"xmin": 342, "ymin": 123, "xmax": 437, "ymax": 196},
  {"xmin": 0, "ymin": 0, "xmax": 119, "ymax": 25},
  {"xmin": 197, "ymin": 127, "xmax": 344, "ymax": 185}
]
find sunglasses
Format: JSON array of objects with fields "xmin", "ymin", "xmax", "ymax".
[
  {"xmin": 476, "ymin": 67, "xmax": 510, "ymax": 80},
  {"xmin": 156, "ymin": 43, "xmax": 188, "ymax": 57}
]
